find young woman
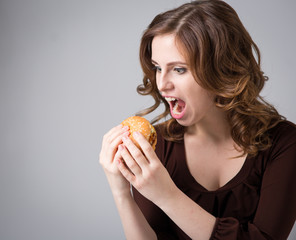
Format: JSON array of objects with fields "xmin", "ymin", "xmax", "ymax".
[{"xmin": 100, "ymin": 0, "xmax": 296, "ymax": 239}]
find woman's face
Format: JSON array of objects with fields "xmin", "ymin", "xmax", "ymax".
[{"xmin": 151, "ymin": 34, "xmax": 216, "ymax": 127}]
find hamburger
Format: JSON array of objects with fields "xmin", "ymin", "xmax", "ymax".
[{"xmin": 121, "ymin": 116, "xmax": 157, "ymax": 150}]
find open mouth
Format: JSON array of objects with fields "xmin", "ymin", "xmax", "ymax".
[{"xmin": 165, "ymin": 97, "xmax": 186, "ymax": 119}]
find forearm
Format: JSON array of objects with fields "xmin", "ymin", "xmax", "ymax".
[
  {"xmin": 157, "ymin": 187, "xmax": 216, "ymax": 240},
  {"xmin": 113, "ymin": 192, "xmax": 157, "ymax": 240}
]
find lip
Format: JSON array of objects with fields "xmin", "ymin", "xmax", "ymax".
[{"xmin": 171, "ymin": 107, "xmax": 186, "ymax": 119}]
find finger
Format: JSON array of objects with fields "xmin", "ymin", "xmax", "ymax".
[
  {"xmin": 132, "ymin": 131, "xmax": 158, "ymax": 164},
  {"xmin": 105, "ymin": 131, "xmax": 129, "ymax": 161},
  {"xmin": 103, "ymin": 124, "xmax": 121, "ymax": 141},
  {"xmin": 114, "ymin": 146, "xmax": 123, "ymax": 162},
  {"xmin": 122, "ymin": 135, "xmax": 150, "ymax": 168},
  {"xmin": 104, "ymin": 124, "xmax": 129, "ymax": 144},
  {"xmin": 101, "ymin": 125, "xmax": 129, "ymax": 163},
  {"xmin": 117, "ymin": 157, "xmax": 136, "ymax": 183},
  {"xmin": 119, "ymin": 144, "xmax": 142, "ymax": 175},
  {"xmin": 110, "ymin": 130, "xmax": 129, "ymax": 150}
]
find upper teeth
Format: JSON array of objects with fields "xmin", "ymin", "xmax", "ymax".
[{"xmin": 165, "ymin": 97, "xmax": 176, "ymax": 102}]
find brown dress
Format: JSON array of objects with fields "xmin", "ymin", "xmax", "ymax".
[{"xmin": 132, "ymin": 121, "xmax": 296, "ymax": 239}]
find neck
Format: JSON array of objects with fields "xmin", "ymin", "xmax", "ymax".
[{"xmin": 186, "ymin": 108, "xmax": 232, "ymax": 144}]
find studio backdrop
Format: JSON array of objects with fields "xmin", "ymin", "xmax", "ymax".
[{"xmin": 0, "ymin": 0, "xmax": 295, "ymax": 239}]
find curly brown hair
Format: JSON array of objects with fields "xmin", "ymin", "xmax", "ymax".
[{"xmin": 136, "ymin": 0, "xmax": 284, "ymax": 157}]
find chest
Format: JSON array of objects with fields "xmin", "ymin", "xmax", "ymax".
[{"xmin": 184, "ymin": 139, "xmax": 247, "ymax": 191}]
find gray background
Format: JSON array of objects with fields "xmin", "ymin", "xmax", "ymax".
[{"xmin": 0, "ymin": 0, "xmax": 295, "ymax": 239}]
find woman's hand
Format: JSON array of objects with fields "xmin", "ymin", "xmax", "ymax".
[
  {"xmin": 117, "ymin": 131, "xmax": 178, "ymax": 206},
  {"xmin": 116, "ymin": 130, "xmax": 217, "ymax": 240},
  {"xmin": 99, "ymin": 124, "xmax": 131, "ymax": 198}
]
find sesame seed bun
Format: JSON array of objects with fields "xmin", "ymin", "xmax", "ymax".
[{"xmin": 121, "ymin": 116, "xmax": 157, "ymax": 150}]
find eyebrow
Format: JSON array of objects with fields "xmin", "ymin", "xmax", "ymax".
[{"xmin": 151, "ymin": 59, "xmax": 188, "ymax": 67}]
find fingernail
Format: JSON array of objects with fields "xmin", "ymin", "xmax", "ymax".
[
  {"xmin": 118, "ymin": 144, "xmax": 124, "ymax": 151},
  {"xmin": 122, "ymin": 125, "xmax": 129, "ymax": 130},
  {"xmin": 123, "ymin": 131, "xmax": 130, "ymax": 137}
]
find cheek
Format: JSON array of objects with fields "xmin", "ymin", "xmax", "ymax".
[{"xmin": 190, "ymin": 89, "xmax": 215, "ymax": 110}]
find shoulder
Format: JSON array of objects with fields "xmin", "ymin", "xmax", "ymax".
[
  {"xmin": 265, "ymin": 120, "xmax": 296, "ymax": 167},
  {"xmin": 270, "ymin": 120, "xmax": 296, "ymax": 133},
  {"xmin": 269, "ymin": 120, "xmax": 296, "ymax": 147}
]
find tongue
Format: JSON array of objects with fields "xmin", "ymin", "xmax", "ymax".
[
  {"xmin": 173, "ymin": 99, "xmax": 185, "ymax": 114},
  {"xmin": 177, "ymin": 99, "xmax": 185, "ymax": 107}
]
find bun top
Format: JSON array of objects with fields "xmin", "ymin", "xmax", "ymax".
[{"xmin": 121, "ymin": 116, "xmax": 157, "ymax": 150}]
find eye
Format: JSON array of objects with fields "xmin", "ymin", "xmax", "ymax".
[
  {"xmin": 174, "ymin": 67, "xmax": 187, "ymax": 74},
  {"xmin": 152, "ymin": 65, "xmax": 162, "ymax": 73}
]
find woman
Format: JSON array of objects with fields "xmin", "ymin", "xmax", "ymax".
[{"xmin": 99, "ymin": 0, "xmax": 296, "ymax": 239}]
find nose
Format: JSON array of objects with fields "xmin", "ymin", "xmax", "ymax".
[{"xmin": 156, "ymin": 72, "xmax": 173, "ymax": 93}]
